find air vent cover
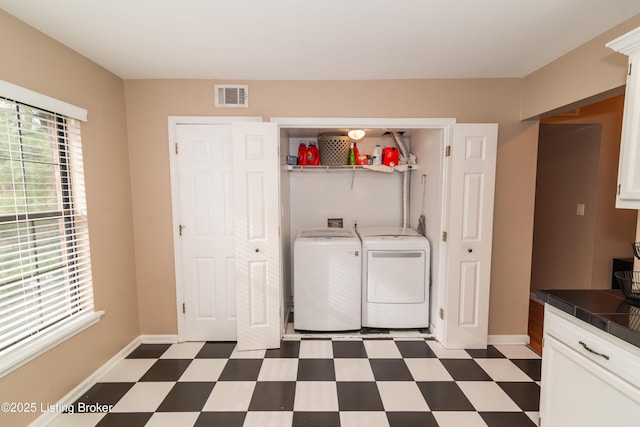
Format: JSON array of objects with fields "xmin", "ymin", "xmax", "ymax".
[{"xmin": 215, "ymin": 84, "xmax": 248, "ymax": 108}]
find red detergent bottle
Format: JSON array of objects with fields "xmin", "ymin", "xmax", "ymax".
[
  {"xmin": 307, "ymin": 143, "xmax": 320, "ymax": 165},
  {"xmin": 297, "ymin": 142, "xmax": 308, "ymax": 165},
  {"xmin": 382, "ymin": 147, "xmax": 399, "ymax": 166}
]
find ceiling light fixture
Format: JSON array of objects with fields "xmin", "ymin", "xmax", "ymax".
[{"xmin": 348, "ymin": 129, "xmax": 366, "ymax": 140}]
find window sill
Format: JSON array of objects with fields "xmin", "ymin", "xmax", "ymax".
[{"xmin": 0, "ymin": 310, "xmax": 105, "ymax": 379}]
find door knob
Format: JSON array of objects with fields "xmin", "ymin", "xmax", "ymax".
[
  {"xmin": 467, "ymin": 248, "xmax": 473, "ymax": 253},
  {"xmin": 255, "ymin": 248, "xmax": 260, "ymax": 253}
]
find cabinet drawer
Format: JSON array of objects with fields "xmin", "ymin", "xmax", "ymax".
[{"xmin": 544, "ymin": 305, "xmax": 640, "ymax": 388}]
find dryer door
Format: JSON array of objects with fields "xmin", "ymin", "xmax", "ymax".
[{"xmin": 366, "ymin": 250, "xmax": 426, "ymax": 303}]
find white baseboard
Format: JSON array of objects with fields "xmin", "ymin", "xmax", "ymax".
[
  {"xmin": 29, "ymin": 334, "xmax": 178, "ymax": 427},
  {"xmin": 488, "ymin": 334, "xmax": 531, "ymax": 345},
  {"xmin": 140, "ymin": 334, "xmax": 179, "ymax": 344}
]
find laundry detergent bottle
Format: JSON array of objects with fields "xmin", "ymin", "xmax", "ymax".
[
  {"xmin": 307, "ymin": 142, "xmax": 320, "ymax": 165},
  {"xmin": 297, "ymin": 142, "xmax": 308, "ymax": 165},
  {"xmin": 383, "ymin": 147, "xmax": 399, "ymax": 166},
  {"xmin": 348, "ymin": 142, "xmax": 355, "ymax": 165},
  {"xmin": 372, "ymin": 144, "xmax": 382, "ymax": 165}
]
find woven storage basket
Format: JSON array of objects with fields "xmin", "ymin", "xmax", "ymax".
[{"xmin": 317, "ymin": 136, "xmax": 351, "ymax": 165}]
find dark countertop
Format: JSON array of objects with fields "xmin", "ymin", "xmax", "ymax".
[{"xmin": 536, "ymin": 289, "xmax": 640, "ymax": 349}]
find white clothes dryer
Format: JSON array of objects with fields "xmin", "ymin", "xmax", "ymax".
[
  {"xmin": 293, "ymin": 228, "xmax": 361, "ymax": 331},
  {"xmin": 358, "ymin": 227, "xmax": 430, "ymax": 329}
]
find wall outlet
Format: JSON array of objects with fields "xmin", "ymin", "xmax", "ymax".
[
  {"xmin": 328, "ymin": 218, "xmax": 343, "ymax": 228},
  {"xmin": 576, "ymin": 203, "xmax": 585, "ymax": 216}
]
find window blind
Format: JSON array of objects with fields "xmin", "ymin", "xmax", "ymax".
[{"xmin": 0, "ymin": 97, "xmax": 94, "ymax": 355}]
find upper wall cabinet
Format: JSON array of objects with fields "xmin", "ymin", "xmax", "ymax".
[{"xmin": 608, "ymin": 27, "xmax": 640, "ymax": 209}]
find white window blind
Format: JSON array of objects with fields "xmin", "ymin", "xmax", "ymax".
[{"xmin": 0, "ymin": 96, "xmax": 95, "ymax": 361}]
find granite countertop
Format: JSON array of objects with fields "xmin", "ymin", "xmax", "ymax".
[{"xmin": 536, "ymin": 289, "xmax": 640, "ymax": 349}]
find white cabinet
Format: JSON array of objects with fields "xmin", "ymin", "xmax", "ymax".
[
  {"xmin": 607, "ymin": 27, "xmax": 640, "ymax": 208},
  {"xmin": 540, "ymin": 305, "xmax": 640, "ymax": 427}
]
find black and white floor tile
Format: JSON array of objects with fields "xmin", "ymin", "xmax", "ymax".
[{"xmin": 49, "ymin": 339, "xmax": 541, "ymax": 427}]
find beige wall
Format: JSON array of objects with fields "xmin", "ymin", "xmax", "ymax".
[
  {"xmin": 124, "ymin": 78, "xmax": 538, "ymax": 337},
  {"xmin": 0, "ymin": 11, "xmax": 139, "ymax": 425},
  {"xmin": 522, "ymin": 14, "xmax": 640, "ymax": 119},
  {"xmin": 489, "ymin": 123, "xmax": 539, "ymax": 335}
]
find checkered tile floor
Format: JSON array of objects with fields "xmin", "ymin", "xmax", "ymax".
[{"xmin": 50, "ymin": 339, "xmax": 541, "ymax": 427}]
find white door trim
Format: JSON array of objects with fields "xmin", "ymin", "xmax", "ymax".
[
  {"xmin": 168, "ymin": 116, "xmax": 262, "ymax": 342},
  {"xmin": 167, "ymin": 116, "xmax": 495, "ymax": 349},
  {"xmin": 271, "ymin": 117, "xmax": 456, "ymax": 130},
  {"xmin": 434, "ymin": 123, "xmax": 454, "ymax": 344}
]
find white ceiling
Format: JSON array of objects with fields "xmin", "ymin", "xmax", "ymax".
[{"xmin": 2, "ymin": 0, "xmax": 640, "ymax": 80}]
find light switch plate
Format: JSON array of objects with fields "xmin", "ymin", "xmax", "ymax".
[{"xmin": 576, "ymin": 203, "xmax": 585, "ymax": 216}]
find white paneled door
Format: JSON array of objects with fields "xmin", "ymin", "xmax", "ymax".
[
  {"xmin": 444, "ymin": 124, "xmax": 498, "ymax": 349},
  {"xmin": 232, "ymin": 122, "xmax": 281, "ymax": 351},
  {"xmin": 176, "ymin": 124, "xmax": 237, "ymax": 341}
]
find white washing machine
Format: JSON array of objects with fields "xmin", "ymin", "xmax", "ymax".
[
  {"xmin": 358, "ymin": 227, "xmax": 430, "ymax": 329},
  {"xmin": 293, "ymin": 228, "xmax": 361, "ymax": 331}
]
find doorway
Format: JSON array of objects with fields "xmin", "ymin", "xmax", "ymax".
[
  {"xmin": 528, "ymin": 96, "xmax": 638, "ymax": 351},
  {"xmin": 531, "ymin": 123, "xmax": 603, "ymax": 291},
  {"xmin": 276, "ymin": 119, "xmax": 498, "ymax": 349}
]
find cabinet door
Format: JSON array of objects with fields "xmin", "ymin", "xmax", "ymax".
[
  {"xmin": 616, "ymin": 53, "xmax": 640, "ymax": 208},
  {"xmin": 540, "ymin": 334, "xmax": 640, "ymax": 427}
]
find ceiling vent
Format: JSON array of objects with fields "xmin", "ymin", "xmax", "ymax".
[{"xmin": 215, "ymin": 84, "xmax": 248, "ymax": 108}]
